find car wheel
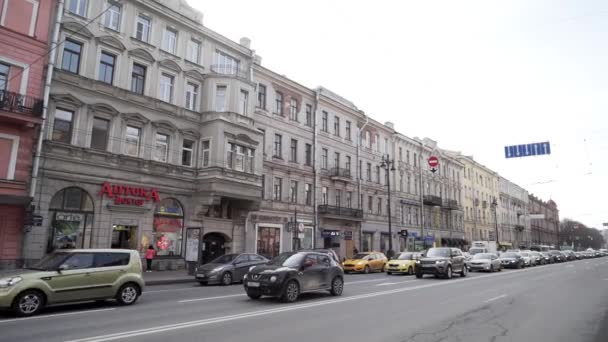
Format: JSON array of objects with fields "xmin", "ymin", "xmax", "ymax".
[
  {"xmin": 281, "ymin": 280, "xmax": 300, "ymax": 303},
  {"xmin": 517, "ymin": 262, "xmax": 522, "ymax": 269},
  {"xmin": 12, "ymin": 290, "xmax": 45, "ymax": 317},
  {"xmin": 387, "ymin": 271, "xmax": 392, "ymax": 275},
  {"xmin": 221, "ymin": 272, "xmax": 233, "ymax": 286},
  {"xmin": 460, "ymin": 265, "xmax": 467, "ymax": 277},
  {"xmin": 446, "ymin": 266, "xmax": 453, "ymax": 279},
  {"xmin": 490, "ymin": 265, "xmax": 494, "ymax": 273},
  {"xmin": 415, "ymin": 271, "xmax": 423, "ymax": 279},
  {"xmin": 246, "ymin": 290, "xmax": 261, "ymax": 300},
  {"xmin": 408, "ymin": 267, "xmax": 414, "ymax": 275},
  {"xmin": 498, "ymin": 266, "xmax": 502, "ymax": 272},
  {"xmin": 116, "ymin": 283, "xmax": 140, "ymax": 306},
  {"xmin": 364, "ymin": 265, "xmax": 370, "ymax": 274},
  {"xmin": 330, "ymin": 276, "xmax": 344, "ymax": 296},
  {"xmin": 199, "ymin": 281, "xmax": 208, "ymax": 286},
  {"xmin": 381, "ymin": 264, "xmax": 386, "ymax": 272}
]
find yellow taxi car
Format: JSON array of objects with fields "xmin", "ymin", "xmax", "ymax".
[
  {"xmin": 342, "ymin": 252, "xmax": 387, "ymax": 274},
  {"xmin": 385, "ymin": 252, "xmax": 422, "ymax": 275}
]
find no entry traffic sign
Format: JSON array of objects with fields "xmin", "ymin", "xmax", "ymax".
[{"xmin": 428, "ymin": 156, "xmax": 439, "ymax": 168}]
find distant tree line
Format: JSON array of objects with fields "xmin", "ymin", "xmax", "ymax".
[{"xmin": 560, "ymin": 219, "xmax": 605, "ymax": 250}]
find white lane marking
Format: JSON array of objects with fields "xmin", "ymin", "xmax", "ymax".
[
  {"xmin": 345, "ymin": 278, "xmax": 393, "ymax": 285},
  {"xmin": 66, "ymin": 268, "xmax": 538, "ymax": 342},
  {"xmin": 0, "ymin": 308, "xmax": 115, "ymax": 324},
  {"xmin": 376, "ymin": 282, "xmax": 398, "ymax": 286},
  {"xmin": 178, "ymin": 294, "xmax": 245, "ymax": 303},
  {"xmin": 565, "ymin": 265, "xmax": 574, "ymax": 268},
  {"xmin": 484, "ymin": 294, "xmax": 507, "ymax": 303},
  {"xmin": 144, "ymin": 287, "xmax": 202, "ymax": 294}
]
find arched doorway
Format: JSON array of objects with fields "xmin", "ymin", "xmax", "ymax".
[
  {"xmin": 202, "ymin": 232, "xmax": 229, "ymax": 264},
  {"xmin": 48, "ymin": 187, "xmax": 94, "ymax": 251}
]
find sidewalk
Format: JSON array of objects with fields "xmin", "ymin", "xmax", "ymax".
[{"xmin": 143, "ymin": 270, "xmax": 197, "ymax": 286}]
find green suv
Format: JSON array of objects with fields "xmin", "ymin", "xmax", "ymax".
[{"xmin": 0, "ymin": 249, "xmax": 145, "ymax": 316}]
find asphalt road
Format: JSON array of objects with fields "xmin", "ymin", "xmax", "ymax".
[{"xmin": 1, "ymin": 257, "xmax": 608, "ymax": 342}]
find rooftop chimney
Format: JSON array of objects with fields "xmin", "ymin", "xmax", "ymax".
[{"xmin": 239, "ymin": 37, "xmax": 251, "ymax": 49}]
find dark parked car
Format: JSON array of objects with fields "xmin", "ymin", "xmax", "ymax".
[
  {"xmin": 500, "ymin": 252, "xmax": 525, "ymax": 268},
  {"xmin": 243, "ymin": 251, "xmax": 344, "ymax": 302},
  {"xmin": 540, "ymin": 252, "xmax": 554, "ymax": 264},
  {"xmin": 562, "ymin": 250, "xmax": 576, "ymax": 261},
  {"xmin": 549, "ymin": 250, "xmax": 566, "ymax": 262},
  {"xmin": 298, "ymin": 248, "xmax": 341, "ymax": 267},
  {"xmin": 415, "ymin": 247, "xmax": 467, "ymax": 279},
  {"xmin": 196, "ymin": 253, "xmax": 268, "ymax": 285}
]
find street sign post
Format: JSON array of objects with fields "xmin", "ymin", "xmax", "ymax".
[{"xmin": 428, "ymin": 156, "xmax": 439, "ymax": 173}]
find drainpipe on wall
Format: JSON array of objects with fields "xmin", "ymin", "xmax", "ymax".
[
  {"xmin": 357, "ymin": 113, "xmax": 369, "ymax": 251},
  {"xmin": 312, "ymin": 90, "xmax": 320, "ymax": 248}
]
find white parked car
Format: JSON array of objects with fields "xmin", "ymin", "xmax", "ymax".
[{"xmin": 519, "ymin": 251, "xmax": 532, "ymax": 267}]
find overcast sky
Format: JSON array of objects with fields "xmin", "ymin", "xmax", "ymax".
[{"xmin": 190, "ymin": 0, "xmax": 608, "ymax": 229}]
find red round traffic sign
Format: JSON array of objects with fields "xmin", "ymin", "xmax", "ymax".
[{"xmin": 428, "ymin": 156, "xmax": 439, "ymax": 168}]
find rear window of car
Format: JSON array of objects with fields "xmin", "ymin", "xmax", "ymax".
[{"xmin": 95, "ymin": 253, "xmax": 130, "ymax": 267}]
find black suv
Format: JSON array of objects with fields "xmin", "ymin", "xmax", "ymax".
[
  {"xmin": 415, "ymin": 247, "xmax": 467, "ymax": 279},
  {"xmin": 243, "ymin": 251, "xmax": 344, "ymax": 302}
]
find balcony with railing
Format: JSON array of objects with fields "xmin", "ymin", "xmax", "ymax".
[
  {"xmin": 443, "ymin": 199, "xmax": 460, "ymax": 210},
  {"xmin": 423, "ymin": 195, "xmax": 442, "ymax": 206},
  {"xmin": 329, "ymin": 167, "xmax": 352, "ymax": 182},
  {"xmin": 0, "ymin": 90, "xmax": 43, "ymax": 119},
  {"xmin": 318, "ymin": 205, "xmax": 363, "ymax": 220},
  {"xmin": 210, "ymin": 64, "xmax": 249, "ymax": 80}
]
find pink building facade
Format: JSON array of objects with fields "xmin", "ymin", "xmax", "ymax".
[{"xmin": 0, "ymin": 0, "xmax": 55, "ymax": 268}]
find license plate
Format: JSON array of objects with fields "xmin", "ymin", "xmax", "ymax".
[
  {"xmin": 248, "ymin": 281, "xmax": 260, "ymax": 287},
  {"xmin": 197, "ymin": 274, "xmax": 206, "ymax": 278}
]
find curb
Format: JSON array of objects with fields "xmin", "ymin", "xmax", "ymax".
[{"xmin": 146, "ymin": 278, "xmax": 197, "ymax": 286}]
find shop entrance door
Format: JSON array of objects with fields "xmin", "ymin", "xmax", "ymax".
[
  {"xmin": 202, "ymin": 233, "xmax": 226, "ymax": 264},
  {"xmin": 111, "ymin": 225, "xmax": 138, "ymax": 250}
]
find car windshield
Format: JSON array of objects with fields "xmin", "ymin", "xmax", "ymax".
[
  {"xmin": 520, "ymin": 252, "xmax": 529, "ymax": 257},
  {"xmin": 473, "ymin": 253, "xmax": 493, "ymax": 260},
  {"xmin": 502, "ymin": 253, "xmax": 519, "ymax": 258},
  {"xmin": 268, "ymin": 253, "xmax": 305, "ymax": 267},
  {"xmin": 397, "ymin": 253, "xmax": 414, "ymax": 260},
  {"xmin": 28, "ymin": 252, "xmax": 71, "ymax": 271},
  {"xmin": 426, "ymin": 249, "xmax": 450, "ymax": 258},
  {"xmin": 352, "ymin": 253, "xmax": 370, "ymax": 260},
  {"xmin": 211, "ymin": 254, "xmax": 238, "ymax": 264},
  {"xmin": 469, "ymin": 248, "xmax": 485, "ymax": 255}
]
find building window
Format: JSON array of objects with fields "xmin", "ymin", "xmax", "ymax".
[
  {"xmin": 305, "ymin": 183, "xmax": 312, "ymax": 205},
  {"xmin": 321, "ymin": 148, "xmax": 328, "ymax": 169},
  {"xmin": 62, "ymin": 39, "xmax": 82, "ymax": 74},
  {"xmin": 131, "ymin": 63, "xmax": 146, "ymax": 94},
  {"xmin": 305, "ymin": 104, "xmax": 313, "ymax": 127},
  {"xmin": 154, "ymin": 133, "xmax": 169, "ymax": 163},
  {"xmin": 159, "ymin": 73, "xmax": 174, "ymax": 103},
  {"xmin": 290, "ymin": 180, "xmax": 298, "ymax": 203},
  {"xmin": 322, "ymin": 187, "xmax": 328, "ymax": 205},
  {"xmin": 215, "ymin": 85, "xmax": 227, "ymax": 112},
  {"xmin": 335, "ymin": 189, "xmax": 342, "ymax": 207},
  {"xmin": 188, "ymin": 39, "xmax": 201, "ymax": 64},
  {"xmin": 135, "ymin": 15, "xmax": 150, "ymax": 42},
  {"xmin": 407, "ymin": 175, "xmax": 411, "ymax": 193},
  {"xmin": 239, "ymin": 89, "xmax": 248, "ymax": 115},
  {"xmin": 52, "ymin": 109, "xmax": 73, "ymax": 143},
  {"xmin": 201, "ymin": 140, "xmax": 210, "ymax": 167},
  {"xmin": 366, "ymin": 131, "xmax": 371, "ymax": 148},
  {"xmin": 257, "ymin": 84, "xmax": 266, "ymax": 109},
  {"xmin": 185, "ymin": 82, "xmax": 199, "ymax": 111},
  {"xmin": 367, "ymin": 196, "xmax": 373, "ymax": 213},
  {"xmin": 273, "ymin": 134, "xmax": 283, "ymax": 158},
  {"xmin": 345, "ymin": 121, "xmax": 351, "ymax": 141},
  {"xmin": 153, "ymin": 198, "xmax": 184, "ymax": 256},
  {"xmin": 227, "ymin": 143, "xmax": 254, "ymax": 173},
  {"xmin": 366, "ymin": 163, "xmax": 372, "ymax": 181},
  {"xmin": 305, "ymin": 143, "xmax": 312, "ymax": 166},
  {"xmin": 0, "ymin": 63, "xmax": 8, "ymax": 91},
  {"xmin": 378, "ymin": 198, "xmax": 382, "ymax": 215},
  {"xmin": 334, "ymin": 116, "xmax": 340, "ymax": 136},
  {"xmin": 376, "ymin": 165, "xmax": 381, "ymax": 183},
  {"xmin": 289, "ymin": 98, "xmax": 298, "ymax": 121},
  {"xmin": 68, "ymin": 0, "xmax": 87, "ymax": 17},
  {"xmin": 275, "ymin": 92, "xmax": 283, "ymax": 115},
  {"xmin": 414, "ymin": 153, "xmax": 417, "ymax": 167},
  {"xmin": 90, "ymin": 117, "xmax": 110, "ymax": 150},
  {"xmin": 406, "ymin": 150, "xmax": 410, "ymax": 164},
  {"xmin": 98, "ymin": 51, "xmax": 115, "ymax": 84},
  {"xmin": 359, "ymin": 160, "xmax": 363, "ymax": 180},
  {"xmin": 213, "ymin": 50, "xmax": 240, "ymax": 75},
  {"xmin": 384, "ymin": 138, "xmax": 389, "ymax": 154},
  {"xmin": 362, "ymin": 232, "xmax": 373, "ymax": 252},
  {"xmin": 48, "ymin": 187, "xmax": 94, "ymax": 250},
  {"xmin": 274, "ymin": 178, "xmax": 282, "ymax": 201},
  {"xmin": 125, "ymin": 126, "xmax": 140, "ymax": 157},
  {"xmin": 399, "ymin": 175, "xmax": 403, "ymax": 192},
  {"xmin": 334, "ymin": 152, "xmax": 340, "ymax": 169},
  {"xmin": 289, "ymin": 139, "xmax": 298, "ymax": 162},
  {"xmin": 321, "ymin": 111, "xmax": 328, "ymax": 132},
  {"xmin": 162, "ymin": 28, "xmax": 177, "ymax": 54},
  {"xmin": 345, "ymin": 155, "xmax": 351, "ymax": 173},
  {"xmin": 182, "ymin": 139, "xmax": 194, "ymax": 167},
  {"xmin": 399, "ymin": 147, "xmax": 403, "ymax": 161},
  {"xmin": 375, "ymin": 134, "xmax": 380, "ymax": 152},
  {"xmin": 104, "ymin": 2, "xmax": 121, "ymax": 31},
  {"xmin": 346, "ymin": 191, "xmax": 352, "ymax": 208}
]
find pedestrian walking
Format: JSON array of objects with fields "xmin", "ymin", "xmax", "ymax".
[{"xmin": 145, "ymin": 245, "xmax": 156, "ymax": 272}]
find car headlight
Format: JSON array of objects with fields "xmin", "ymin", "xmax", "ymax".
[
  {"xmin": 436, "ymin": 260, "xmax": 447, "ymax": 265},
  {"xmin": 0, "ymin": 276, "xmax": 22, "ymax": 288},
  {"xmin": 415, "ymin": 260, "xmax": 420, "ymax": 264},
  {"xmin": 270, "ymin": 276, "xmax": 278, "ymax": 282},
  {"xmin": 357, "ymin": 261, "xmax": 365, "ymax": 265},
  {"xmin": 249, "ymin": 266, "xmax": 257, "ymax": 272},
  {"xmin": 211, "ymin": 267, "xmax": 223, "ymax": 273},
  {"xmin": 243, "ymin": 273, "xmax": 248, "ymax": 280}
]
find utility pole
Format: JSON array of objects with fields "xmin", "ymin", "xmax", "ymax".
[{"xmin": 381, "ymin": 154, "xmax": 396, "ymax": 258}]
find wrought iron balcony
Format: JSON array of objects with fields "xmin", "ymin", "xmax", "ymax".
[
  {"xmin": 318, "ymin": 205, "xmax": 363, "ymax": 219},
  {"xmin": 0, "ymin": 90, "xmax": 43, "ymax": 117},
  {"xmin": 210, "ymin": 64, "xmax": 249, "ymax": 79},
  {"xmin": 515, "ymin": 224, "xmax": 525, "ymax": 231},
  {"xmin": 329, "ymin": 167, "xmax": 352, "ymax": 181},
  {"xmin": 423, "ymin": 195, "xmax": 442, "ymax": 206},
  {"xmin": 443, "ymin": 199, "xmax": 460, "ymax": 210}
]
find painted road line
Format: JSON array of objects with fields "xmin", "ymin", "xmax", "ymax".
[
  {"xmin": 66, "ymin": 268, "xmax": 541, "ymax": 342},
  {"xmin": 0, "ymin": 308, "xmax": 116, "ymax": 324},
  {"xmin": 565, "ymin": 265, "xmax": 574, "ymax": 268},
  {"xmin": 178, "ymin": 294, "xmax": 245, "ymax": 303},
  {"xmin": 484, "ymin": 294, "xmax": 507, "ymax": 303},
  {"xmin": 345, "ymin": 278, "xmax": 393, "ymax": 285},
  {"xmin": 144, "ymin": 287, "xmax": 203, "ymax": 294},
  {"xmin": 376, "ymin": 282, "xmax": 398, "ymax": 286}
]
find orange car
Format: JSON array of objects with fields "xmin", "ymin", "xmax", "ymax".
[{"xmin": 342, "ymin": 252, "xmax": 388, "ymax": 273}]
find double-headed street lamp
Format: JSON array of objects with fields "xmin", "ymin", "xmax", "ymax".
[{"xmin": 381, "ymin": 154, "xmax": 396, "ymax": 258}]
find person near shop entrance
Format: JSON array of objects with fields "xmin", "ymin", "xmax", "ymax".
[{"xmin": 145, "ymin": 245, "xmax": 156, "ymax": 272}]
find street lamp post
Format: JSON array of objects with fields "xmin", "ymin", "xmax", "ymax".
[
  {"xmin": 491, "ymin": 198, "xmax": 499, "ymax": 246},
  {"xmin": 381, "ymin": 154, "xmax": 396, "ymax": 258}
]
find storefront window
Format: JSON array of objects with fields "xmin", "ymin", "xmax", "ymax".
[
  {"xmin": 362, "ymin": 232, "xmax": 373, "ymax": 252},
  {"xmin": 153, "ymin": 198, "xmax": 184, "ymax": 257},
  {"xmin": 380, "ymin": 233, "xmax": 390, "ymax": 254},
  {"xmin": 48, "ymin": 187, "xmax": 94, "ymax": 251},
  {"xmin": 301, "ymin": 227, "xmax": 313, "ymax": 249},
  {"xmin": 257, "ymin": 226, "xmax": 281, "ymax": 259}
]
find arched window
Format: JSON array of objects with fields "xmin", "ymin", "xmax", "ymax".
[
  {"xmin": 48, "ymin": 187, "xmax": 94, "ymax": 251},
  {"xmin": 153, "ymin": 198, "xmax": 184, "ymax": 256}
]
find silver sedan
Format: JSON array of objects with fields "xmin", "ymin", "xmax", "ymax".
[{"xmin": 467, "ymin": 253, "xmax": 502, "ymax": 272}]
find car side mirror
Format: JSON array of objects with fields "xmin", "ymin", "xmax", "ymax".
[{"xmin": 58, "ymin": 264, "xmax": 68, "ymax": 273}]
